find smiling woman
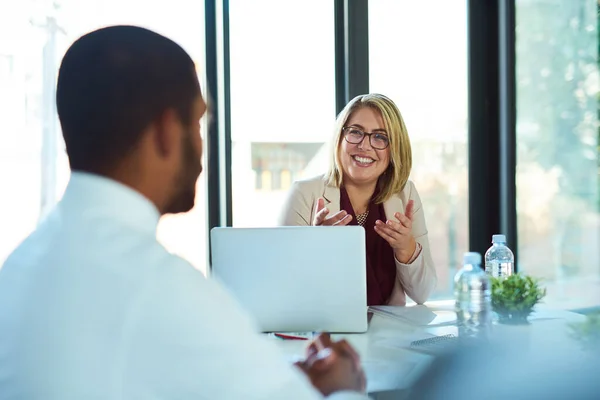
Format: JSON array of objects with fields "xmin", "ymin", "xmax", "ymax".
[{"xmin": 278, "ymin": 93, "xmax": 437, "ymax": 306}]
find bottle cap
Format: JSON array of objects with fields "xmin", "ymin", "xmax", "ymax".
[
  {"xmin": 492, "ymin": 234, "xmax": 506, "ymax": 244},
  {"xmin": 463, "ymin": 252, "xmax": 482, "ymax": 265}
]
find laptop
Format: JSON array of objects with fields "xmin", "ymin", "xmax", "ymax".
[{"xmin": 210, "ymin": 226, "xmax": 368, "ymax": 333}]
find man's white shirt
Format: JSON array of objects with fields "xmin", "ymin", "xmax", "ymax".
[{"xmin": 0, "ymin": 172, "xmax": 368, "ymax": 400}]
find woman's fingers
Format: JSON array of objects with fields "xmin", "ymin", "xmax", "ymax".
[
  {"xmin": 313, "ymin": 207, "xmax": 330, "ymax": 226},
  {"xmin": 332, "ymin": 214, "xmax": 352, "ymax": 226},
  {"xmin": 404, "ymin": 200, "xmax": 415, "ymax": 221},
  {"xmin": 393, "ymin": 212, "xmax": 412, "ymax": 229},
  {"xmin": 324, "ymin": 210, "xmax": 349, "ymax": 226},
  {"xmin": 374, "ymin": 223, "xmax": 396, "ymax": 243},
  {"xmin": 383, "ymin": 219, "xmax": 408, "ymax": 234},
  {"xmin": 313, "ymin": 199, "xmax": 352, "ymax": 226},
  {"xmin": 375, "ymin": 220, "xmax": 406, "ymax": 237},
  {"xmin": 314, "ymin": 198, "xmax": 325, "ymax": 214},
  {"xmin": 312, "ymin": 198, "xmax": 328, "ymax": 225}
]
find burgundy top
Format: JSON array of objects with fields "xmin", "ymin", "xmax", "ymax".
[{"xmin": 339, "ymin": 186, "xmax": 397, "ymax": 306}]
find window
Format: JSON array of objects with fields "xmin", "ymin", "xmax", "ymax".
[
  {"xmin": 0, "ymin": 0, "xmax": 208, "ymax": 273},
  {"xmin": 229, "ymin": 0, "xmax": 335, "ymax": 227},
  {"xmin": 369, "ymin": 0, "xmax": 469, "ymax": 298},
  {"xmin": 516, "ymin": 0, "xmax": 600, "ymax": 309}
]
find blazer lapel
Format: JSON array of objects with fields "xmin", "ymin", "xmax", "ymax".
[
  {"xmin": 322, "ymin": 183, "xmax": 341, "ymax": 214},
  {"xmin": 383, "ymin": 194, "xmax": 405, "ymax": 222}
]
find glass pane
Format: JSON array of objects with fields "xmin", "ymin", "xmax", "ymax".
[
  {"xmin": 369, "ymin": 0, "xmax": 469, "ymax": 298},
  {"xmin": 0, "ymin": 0, "xmax": 208, "ymax": 273},
  {"xmin": 516, "ymin": 0, "xmax": 600, "ymax": 309},
  {"xmin": 229, "ymin": 0, "xmax": 335, "ymax": 227}
]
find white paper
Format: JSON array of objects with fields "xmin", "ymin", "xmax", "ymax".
[{"xmin": 369, "ymin": 305, "xmax": 457, "ymax": 327}]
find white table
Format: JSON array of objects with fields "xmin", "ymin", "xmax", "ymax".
[{"xmin": 270, "ymin": 301, "xmax": 588, "ymax": 397}]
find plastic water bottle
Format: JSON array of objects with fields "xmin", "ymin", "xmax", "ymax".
[
  {"xmin": 454, "ymin": 252, "xmax": 492, "ymax": 338},
  {"xmin": 484, "ymin": 234, "xmax": 514, "ymax": 278}
]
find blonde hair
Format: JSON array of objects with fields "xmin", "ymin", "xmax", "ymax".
[{"xmin": 324, "ymin": 93, "xmax": 412, "ymax": 204}]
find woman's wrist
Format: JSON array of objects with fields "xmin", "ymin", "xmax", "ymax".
[{"xmin": 394, "ymin": 238, "xmax": 417, "ymax": 264}]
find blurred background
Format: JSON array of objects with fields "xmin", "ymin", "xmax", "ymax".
[{"xmin": 0, "ymin": 0, "xmax": 598, "ymax": 310}]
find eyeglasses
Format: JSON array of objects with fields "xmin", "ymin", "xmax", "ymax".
[{"xmin": 342, "ymin": 126, "xmax": 390, "ymax": 150}]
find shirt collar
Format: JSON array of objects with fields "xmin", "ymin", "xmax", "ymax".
[{"xmin": 59, "ymin": 171, "xmax": 161, "ymax": 235}]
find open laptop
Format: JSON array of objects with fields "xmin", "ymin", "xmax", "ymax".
[{"xmin": 210, "ymin": 226, "xmax": 368, "ymax": 333}]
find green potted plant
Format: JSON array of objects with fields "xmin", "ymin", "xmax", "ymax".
[{"xmin": 491, "ymin": 274, "xmax": 546, "ymax": 325}]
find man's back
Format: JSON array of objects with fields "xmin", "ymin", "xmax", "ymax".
[{"xmin": 0, "ymin": 173, "xmax": 323, "ymax": 399}]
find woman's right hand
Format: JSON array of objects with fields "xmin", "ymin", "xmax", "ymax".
[{"xmin": 312, "ymin": 198, "xmax": 352, "ymax": 226}]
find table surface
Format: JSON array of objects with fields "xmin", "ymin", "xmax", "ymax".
[{"xmin": 269, "ymin": 300, "xmax": 588, "ymax": 395}]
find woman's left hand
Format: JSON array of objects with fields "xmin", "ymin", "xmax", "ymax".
[{"xmin": 374, "ymin": 200, "xmax": 417, "ymax": 263}]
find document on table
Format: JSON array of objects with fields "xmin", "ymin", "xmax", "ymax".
[{"xmin": 369, "ymin": 305, "xmax": 457, "ymax": 327}]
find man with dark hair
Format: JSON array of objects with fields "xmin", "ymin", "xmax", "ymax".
[
  {"xmin": 0, "ymin": 26, "xmax": 368, "ymax": 399},
  {"xmin": 56, "ymin": 25, "xmax": 202, "ymax": 214}
]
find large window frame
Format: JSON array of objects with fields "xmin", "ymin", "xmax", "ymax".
[
  {"xmin": 7, "ymin": 0, "xmax": 597, "ymax": 306},
  {"xmin": 207, "ymin": 0, "xmax": 518, "ymax": 261}
]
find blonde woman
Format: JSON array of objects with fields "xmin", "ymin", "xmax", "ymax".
[{"xmin": 278, "ymin": 94, "xmax": 436, "ymax": 306}]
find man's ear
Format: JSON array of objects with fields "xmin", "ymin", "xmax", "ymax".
[{"xmin": 153, "ymin": 108, "xmax": 181, "ymax": 158}]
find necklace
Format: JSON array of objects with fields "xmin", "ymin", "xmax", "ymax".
[{"xmin": 356, "ymin": 211, "xmax": 369, "ymax": 226}]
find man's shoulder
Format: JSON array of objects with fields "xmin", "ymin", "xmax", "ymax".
[
  {"xmin": 1, "ymin": 209, "xmax": 204, "ymax": 291},
  {"xmin": 144, "ymin": 249, "xmax": 207, "ymax": 290},
  {"xmin": 134, "ymin": 248, "xmax": 258, "ymax": 334}
]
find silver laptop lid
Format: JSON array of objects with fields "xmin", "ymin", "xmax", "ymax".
[{"xmin": 210, "ymin": 226, "xmax": 368, "ymax": 333}]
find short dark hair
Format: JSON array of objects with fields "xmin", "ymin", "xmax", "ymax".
[{"xmin": 56, "ymin": 25, "xmax": 200, "ymax": 172}]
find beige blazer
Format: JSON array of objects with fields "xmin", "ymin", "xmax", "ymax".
[{"xmin": 277, "ymin": 175, "xmax": 437, "ymax": 305}]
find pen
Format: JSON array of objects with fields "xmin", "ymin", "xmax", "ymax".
[
  {"xmin": 273, "ymin": 333, "xmax": 309, "ymax": 340},
  {"xmin": 272, "ymin": 332, "xmax": 320, "ymax": 341}
]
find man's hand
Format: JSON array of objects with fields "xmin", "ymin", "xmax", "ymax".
[
  {"xmin": 295, "ymin": 333, "xmax": 366, "ymax": 397},
  {"xmin": 312, "ymin": 198, "xmax": 352, "ymax": 226}
]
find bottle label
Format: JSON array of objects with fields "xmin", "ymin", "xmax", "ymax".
[{"xmin": 485, "ymin": 261, "xmax": 513, "ymax": 277}]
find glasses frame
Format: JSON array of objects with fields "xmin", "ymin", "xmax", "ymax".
[{"xmin": 342, "ymin": 126, "xmax": 390, "ymax": 150}]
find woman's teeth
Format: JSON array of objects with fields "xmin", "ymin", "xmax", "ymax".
[{"xmin": 353, "ymin": 155, "xmax": 374, "ymax": 164}]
